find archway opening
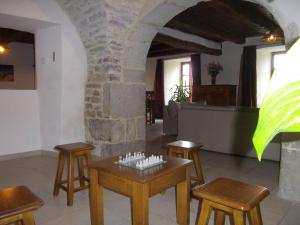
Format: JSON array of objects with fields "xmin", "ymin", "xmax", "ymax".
[{"xmin": 143, "ymin": 0, "xmax": 285, "ymax": 159}]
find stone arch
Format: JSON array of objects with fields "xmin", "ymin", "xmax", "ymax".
[{"xmin": 123, "ymin": 0, "xmax": 299, "ymax": 72}]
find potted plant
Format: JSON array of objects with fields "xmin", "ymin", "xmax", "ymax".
[
  {"xmin": 207, "ymin": 62, "xmax": 223, "ymax": 85},
  {"xmin": 170, "ymin": 81, "xmax": 190, "ymax": 102}
]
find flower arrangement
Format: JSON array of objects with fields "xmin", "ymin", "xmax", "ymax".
[
  {"xmin": 207, "ymin": 62, "xmax": 223, "ymax": 85},
  {"xmin": 207, "ymin": 62, "xmax": 223, "ymax": 77}
]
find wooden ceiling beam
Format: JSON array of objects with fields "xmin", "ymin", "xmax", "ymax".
[
  {"xmin": 148, "ymin": 49, "xmax": 194, "ymax": 58},
  {"xmin": 212, "ymin": 0, "xmax": 280, "ymax": 34},
  {"xmin": 152, "ymin": 33, "xmax": 221, "ymax": 56},
  {"xmin": 0, "ymin": 28, "xmax": 34, "ymax": 44},
  {"xmin": 167, "ymin": 19, "xmax": 245, "ymax": 44}
]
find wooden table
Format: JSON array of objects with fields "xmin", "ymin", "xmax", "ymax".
[{"xmin": 88, "ymin": 154, "xmax": 192, "ymax": 225}]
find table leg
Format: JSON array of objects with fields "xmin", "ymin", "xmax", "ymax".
[
  {"xmin": 176, "ymin": 166, "xmax": 191, "ymax": 225},
  {"xmin": 131, "ymin": 183, "xmax": 149, "ymax": 225},
  {"xmin": 89, "ymin": 168, "xmax": 104, "ymax": 225}
]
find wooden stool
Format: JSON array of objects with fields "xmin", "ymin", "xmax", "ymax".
[
  {"xmin": 166, "ymin": 140, "xmax": 204, "ymax": 188},
  {"xmin": 53, "ymin": 142, "xmax": 95, "ymax": 206},
  {"xmin": 193, "ymin": 177, "xmax": 270, "ymax": 225},
  {"xmin": 0, "ymin": 186, "xmax": 43, "ymax": 225}
]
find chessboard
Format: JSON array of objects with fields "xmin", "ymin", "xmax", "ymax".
[{"xmin": 115, "ymin": 152, "xmax": 166, "ymax": 170}]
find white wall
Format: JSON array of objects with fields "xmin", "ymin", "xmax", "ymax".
[
  {"xmin": 36, "ymin": 25, "xmax": 62, "ymax": 149},
  {"xmin": 0, "ymin": 91, "xmax": 40, "ymax": 155},
  {"xmin": 0, "ymin": 42, "xmax": 35, "ymax": 90},
  {"xmin": 145, "ymin": 58, "xmax": 157, "ymax": 91},
  {"xmin": 164, "ymin": 57, "xmax": 190, "ymax": 104},
  {"xmin": 0, "ymin": 0, "xmax": 86, "ymax": 155},
  {"xmin": 256, "ymin": 45, "xmax": 286, "ymax": 107},
  {"xmin": 201, "ymin": 42, "xmax": 243, "ymax": 85}
]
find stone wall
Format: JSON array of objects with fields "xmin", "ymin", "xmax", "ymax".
[
  {"xmin": 279, "ymin": 134, "xmax": 300, "ymax": 200},
  {"xmin": 56, "ymin": 0, "xmax": 148, "ymax": 157}
]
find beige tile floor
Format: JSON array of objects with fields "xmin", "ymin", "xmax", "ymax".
[{"xmin": 0, "ymin": 120, "xmax": 299, "ymax": 225}]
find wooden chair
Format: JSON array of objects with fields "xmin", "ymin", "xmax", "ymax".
[
  {"xmin": 0, "ymin": 186, "xmax": 43, "ymax": 225},
  {"xmin": 193, "ymin": 177, "xmax": 270, "ymax": 225},
  {"xmin": 166, "ymin": 140, "xmax": 204, "ymax": 188},
  {"xmin": 53, "ymin": 142, "xmax": 95, "ymax": 206},
  {"xmin": 146, "ymin": 91, "xmax": 155, "ymax": 124}
]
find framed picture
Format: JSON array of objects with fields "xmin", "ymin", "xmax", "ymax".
[{"xmin": 0, "ymin": 64, "xmax": 14, "ymax": 81}]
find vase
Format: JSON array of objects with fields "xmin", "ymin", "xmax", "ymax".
[{"xmin": 211, "ymin": 76, "xmax": 216, "ymax": 85}]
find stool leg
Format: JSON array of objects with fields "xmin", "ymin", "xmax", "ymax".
[
  {"xmin": 191, "ymin": 150, "xmax": 205, "ymax": 185},
  {"xmin": 53, "ymin": 153, "xmax": 65, "ymax": 196},
  {"xmin": 21, "ymin": 211, "xmax": 35, "ymax": 225},
  {"xmin": 233, "ymin": 210, "xmax": 246, "ymax": 225},
  {"xmin": 183, "ymin": 150, "xmax": 189, "ymax": 159},
  {"xmin": 248, "ymin": 205, "xmax": 263, "ymax": 225},
  {"xmin": 67, "ymin": 154, "xmax": 75, "ymax": 206},
  {"xmin": 84, "ymin": 153, "xmax": 92, "ymax": 182},
  {"xmin": 229, "ymin": 215, "xmax": 234, "ymax": 225},
  {"xmin": 165, "ymin": 147, "xmax": 170, "ymax": 156},
  {"xmin": 197, "ymin": 199, "xmax": 212, "ymax": 225},
  {"xmin": 214, "ymin": 210, "xmax": 225, "ymax": 225},
  {"xmin": 77, "ymin": 156, "xmax": 85, "ymax": 187}
]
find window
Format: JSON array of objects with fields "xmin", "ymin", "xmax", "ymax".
[
  {"xmin": 180, "ymin": 62, "xmax": 192, "ymax": 98},
  {"xmin": 256, "ymin": 46, "xmax": 286, "ymax": 107}
]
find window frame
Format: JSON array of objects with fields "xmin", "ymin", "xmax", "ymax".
[{"xmin": 180, "ymin": 61, "xmax": 191, "ymax": 87}]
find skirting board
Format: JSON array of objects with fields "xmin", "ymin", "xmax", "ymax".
[{"xmin": 0, "ymin": 150, "xmax": 58, "ymax": 161}]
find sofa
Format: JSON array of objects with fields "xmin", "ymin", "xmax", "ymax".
[
  {"xmin": 177, "ymin": 103, "xmax": 281, "ymax": 161},
  {"xmin": 163, "ymin": 100, "xmax": 181, "ymax": 135}
]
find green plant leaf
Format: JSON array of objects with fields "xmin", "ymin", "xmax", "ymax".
[{"xmin": 253, "ymin": 37, "xmax": 300, "ymax": 160}]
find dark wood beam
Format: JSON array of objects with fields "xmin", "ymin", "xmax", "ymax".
[
  {"xmin": 148, "ymin": 48, "xmax": 194, "ymax": 58},
  {"xmin": 153, "ymin": 33, "xmax": 221, "ymax": 56},
  {"xmin": 167, "ymin": 19, "xmax": 245, "ymax": 44},
  {"xmin": 0, "ymin": 28, "xmax": 34, "ymax": 44},
  {"xmin": 212, "ymin": 0, "xmax": 281, "ymax": 35}
]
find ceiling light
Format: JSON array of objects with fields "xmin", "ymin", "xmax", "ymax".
[
  {"xmin": 0, "ymin": 45, "xmax": 9, "ymax": 54},
  {"xmin": 261, "ymin": 32, "xmax": 284, "ymax": 43}
]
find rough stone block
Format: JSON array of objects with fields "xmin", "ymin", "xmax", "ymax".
[
  {"xmin": 123, "ymin": 41, "xmax": 150, "ymax": 69},
  {"xmin": 126, "ymin": 119, "xmax": 136, "ymax": 142},
  {"xmin": 87, "ymin": 119, "xmax": 124, "ymax": 142},
  {"xmin": 111, "ymin": 119, "xmax": 125, "ymax": 143},
  {"xmin": 279, "ymin": 147, "xmax": 300, "ymax": 201},
  {"xmin": 86, "ymin": 110, "xmax": 96, "ymax": 118},
  {"xmin": 103, "ymin": 83, "xmax": 145, "ymax": 118},
  {"xmin": 123, "ymin": 68, "xmax": 145, "ymax": 83},
  {"xmin": 100, "ymin": 140, "xmax": 145, "ymax": 159},
  {"xmin": 136, "ymin": 117, "xmax": 146, "ymax": 140}
]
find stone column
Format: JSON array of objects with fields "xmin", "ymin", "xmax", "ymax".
[{"xmin": 279, "ymin": 133, "xmax": 300, "ymax": 200}]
